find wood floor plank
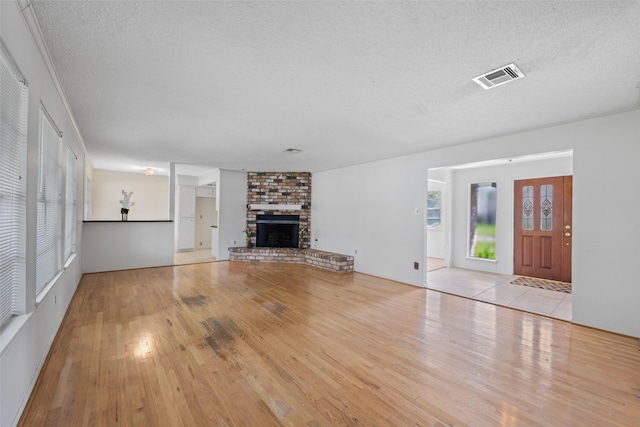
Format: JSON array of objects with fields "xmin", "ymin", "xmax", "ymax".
[{"xmin": 19, "ymin": 262, "xmax": 640, "ymax": 426}]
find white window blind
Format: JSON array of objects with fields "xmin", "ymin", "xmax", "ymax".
[
  {"xmin": 64, "ymin": 146, "xmax": 77, "ymax": 261},
  {"xmin": 36, "ymin": 105, "xmax": 63, "ymax": 294},
  {"xmin": 0, "ymin": 41, "xmax": 28, "ymax": 326}
]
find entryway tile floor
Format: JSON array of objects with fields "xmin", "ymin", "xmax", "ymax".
[
  {"xmin": 427, "ymin": 267, "xmax": 572, "ymax": 321},
  {"xmin": 174, "ymin": 249, "xmax": 217, "ymax": 265}
]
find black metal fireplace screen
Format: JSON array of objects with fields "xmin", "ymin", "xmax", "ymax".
[{"xmin": 256, "ymin": 214, "xmax": 299, "ymax": 248}]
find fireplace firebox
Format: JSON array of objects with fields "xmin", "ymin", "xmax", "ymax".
[{"xmin": 256, "ymin": 214, "xmax": 299, "ymax": 248}]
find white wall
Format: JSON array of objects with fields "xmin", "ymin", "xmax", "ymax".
[
  {"xmin": 445, "ymin": 156, "xmax": 572, "ymax": 275},
  {"xmin": 195, "ymin": 197, "xmax": 217, "ymax": 249},
  {"xmin": 216, "ymin": 170, "xmax": 248, "ymax": 261},
  {"xmin": 314, "ymin": 108, "xmax": 639, "ymax": 337},
  {"xmin": 84, "ymin": 156, "xmax": 94, "ymax": 220},
  {"xmin": 0, "ymin": 2, "xmax": 87, "ymax": 426},
  {"xmin": 91, "ymin": 170, "xmax": 170, "ymax": 220},
  {"xmin": 82, "ymin": 222, "xmax": 174, "ymax": 273},
  {"xmin": 313, "ymin": 153, "xmax": 427, "ymax": 286},
  {"xmin": 571, "ymin": 111, "xmax": 640, "ymax": 337}
]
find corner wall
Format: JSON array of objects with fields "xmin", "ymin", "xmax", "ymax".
[
  {"xmin": 313, "ymin": 153, "xmax": 427, "ymax": 286},
  {"xmin": 571, "ymin": 111, "xmax": 640, "ymax": 336}
]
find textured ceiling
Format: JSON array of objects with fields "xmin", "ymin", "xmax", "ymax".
[{"xmin": 31, "ymin": 1, "xmax": 640, "ymax": 175}]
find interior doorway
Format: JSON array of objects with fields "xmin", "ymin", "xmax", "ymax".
[
  {"xmin": 514, "ymin": 175, "xmax": 572, "ymax": 282},
  {"xmin": 426, "ymin": 178, "xmax": 447, "ymax": 272},
  {"xmin": 173, "ymin": 164, "xmax": 219, "ymax": 265},
  {"xmin": 424, "ymin": 150, "xmax": 573, "ymax": 284}
]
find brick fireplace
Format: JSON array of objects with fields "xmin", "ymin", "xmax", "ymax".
[{"xmin": 246, "ymin": 172, "xmax": 311, "ymax": 248}]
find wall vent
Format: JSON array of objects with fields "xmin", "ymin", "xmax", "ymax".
[{"xmin": 473, "ymin": 63, "xmax": 525, "ymax": 90}]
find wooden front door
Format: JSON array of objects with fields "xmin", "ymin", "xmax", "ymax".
[{"xmin": 514, "ymin": 176, "xmax": 572, "ymax": 282}]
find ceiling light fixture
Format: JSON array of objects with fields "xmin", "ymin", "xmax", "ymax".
[
  {"xmin": 144, "ymin": 167, "xmax": 154, "ymax": 176},
  {"xmin": 473, "ymin": 63, "xmax": 525, "ymax": 90}
]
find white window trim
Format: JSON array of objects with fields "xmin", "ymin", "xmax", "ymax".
[
  {"xmin": 36, "ymin": 103, "xmax": 64, "ymax": 296},
  {"xmin": 0, "ymin": 39, "xmax": 28, "ymax": 327}
]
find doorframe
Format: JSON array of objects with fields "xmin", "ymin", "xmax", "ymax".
[
  {"xmin": 424, "ymin": 171, "xmax": 453, "ymax": 287},
  {"xmin": 513, "ymin": 175, "xmax": 572, "ymax": 282}
]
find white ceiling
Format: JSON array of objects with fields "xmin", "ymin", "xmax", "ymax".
[{"xmin": 31, "ymin": 1, "xmax": 640, "ymax": 175}]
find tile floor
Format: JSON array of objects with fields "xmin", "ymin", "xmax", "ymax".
[
  {"xmin": 427, "ymin": 266, "xmax": 572, "ymax": 321},
  {"xmin": 174, "ymin": 248, "xmax": 217, "ymax": 265},
  {"xmin": 426, "ymin": 257, "xmax": 446, "ymax": 272}
]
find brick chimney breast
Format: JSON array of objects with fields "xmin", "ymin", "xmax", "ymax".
[{"xmin": 246, "ymin": 172, "xmax": 311, "ymax": 249}]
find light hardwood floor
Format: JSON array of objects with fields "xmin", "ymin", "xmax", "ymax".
[{"xmin": 19, "ymin": 262, "xmax": 640, "ymax": 426}]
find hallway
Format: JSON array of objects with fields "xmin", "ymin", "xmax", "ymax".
[{"xmin": 427, "ymin": 267, "xmax": 572, "ymax": 321}]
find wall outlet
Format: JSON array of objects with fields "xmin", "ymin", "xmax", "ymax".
[{"xmin": 414, "ymin": 262, "xmax": 419, "ymax": 270}]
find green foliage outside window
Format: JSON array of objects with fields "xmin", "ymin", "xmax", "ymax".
[{"xmin": 427, "ymin": 190, "xmax": 442, "ymax": 228}]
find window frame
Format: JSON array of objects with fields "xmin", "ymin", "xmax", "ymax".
[
  {"xmin": 0, "ymin": 39, "xmax": 28, "ymax": 326},
  {"xmin": 36, "ymin": 103, "xmax": 64, "ymax": 296},
  {"xmin": 468, "ymin": 181, "xmax": 497, "ymax": 261}
]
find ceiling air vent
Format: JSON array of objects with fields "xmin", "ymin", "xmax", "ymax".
[{"xmin": 472, "ymin": 63, "xmax": 525, "ymax": 90}]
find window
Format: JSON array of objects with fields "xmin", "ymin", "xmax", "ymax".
[
  {"xmin": 427, "ymin": 190, "xmax": 442, "ymax": 228},
  {"xmin": 540, "ymin": 184, "xmax": 553, "ymax": 231},
  {"xmin": 0, "ymin": 41, "xmax": 28, "ymax": 326},
  {"xmin": 522, "ymin": 185, "xmax": 534, "ymax": 230},
  {"xmin": 469, "ymin": 182, "xmax": 497, "ymax": 260},
  {"xmin": 36, "ymin": 105, "xmax": 63, "ymax": 294},
  {"xmin": 64, "ymin": 146, "xmax": 77, "ymax": 261}
]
